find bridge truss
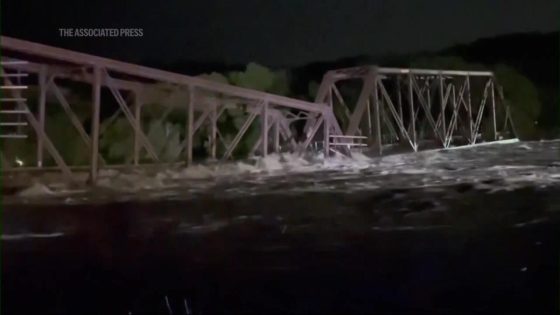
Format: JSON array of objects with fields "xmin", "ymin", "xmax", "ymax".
[
  {"xmin": 0, "ymin": 37, "xmax": 341, "ymax": 185},
  {"xmin": 1, "ymin": 37, "xmax": 518, "ymax": 187},
  {"xmin": 306, "ymin": 66, "xmax": 517, "ymax": 155}
]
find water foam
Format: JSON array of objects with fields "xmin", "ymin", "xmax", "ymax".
[
  {"xmin": 10, "ymin": 140, "xmax": 560, "ymax": 199},
  {"xmin": 1, "ymin": 232, "xmax": 65, "ymax": 241},
  {"xmin": 18, "ymin": 182, "xmax": 55, "ymax": 197}
]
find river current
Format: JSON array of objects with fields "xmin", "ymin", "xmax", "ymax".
[{"xmin": 2, "ymin": 140, "xmax": 560, "ymax": 314}]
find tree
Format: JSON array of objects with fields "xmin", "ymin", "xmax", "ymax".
[
  {"xmin": 494, "ymin": 64, "xmax": 541, "ymax": 139},
  {"xmin": 228, "ymin": 63, "xmax": 276, "ymax": 92},
  {"xmin": 99, "ymin": 117, "xmax": 134, "ymax": 163}
]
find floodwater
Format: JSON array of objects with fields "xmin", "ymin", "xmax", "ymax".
[{"xmin": 2, "ymin": 140, "xmax": 560, "ymax": 314}]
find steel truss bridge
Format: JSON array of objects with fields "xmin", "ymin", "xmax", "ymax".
[
  {"xmin": 305, "ymin": 66, "xmax": 516, "ymax": 155},
  {"xmin": 0, "ymin": 37, "xmax": 516, "ymax": 185}
]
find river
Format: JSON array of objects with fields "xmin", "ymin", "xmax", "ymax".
[{"xmin": 2, "ymin": 140, "xmax": 560, "ymax": 314}]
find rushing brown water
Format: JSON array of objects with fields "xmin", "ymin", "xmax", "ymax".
[{"xmin": 3, "ymin": 140, "xmax": 560, "ymax": 314}]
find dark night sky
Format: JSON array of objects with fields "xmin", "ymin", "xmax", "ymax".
[{"xmin": 2, "ymin": 0, "xmax": 559, "ymax": 67}]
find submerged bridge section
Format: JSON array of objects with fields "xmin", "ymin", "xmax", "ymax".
[
  {"xmin": 306, "ymin": 66, "xmax": 517, "ymax": 155},
  {"xmin": 0, "ymin": 37, "xmax": 341, "ymax": 185}
]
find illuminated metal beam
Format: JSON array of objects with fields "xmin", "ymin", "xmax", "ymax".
[{"xmin": 1, "ymin": 36, "xmax": 329, "ymax": 113}]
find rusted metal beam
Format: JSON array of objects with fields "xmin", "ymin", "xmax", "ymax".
[
  {"xmin": 2, "ymin": 37, "xmax": 329, "ymax": 113},
  {"xmin": 36, "ymin": 66, "xmax": 47, "ymax": 167},
  {"xmin": 90, "ymin": 66, "xmax": 101, "ymax": 183}
]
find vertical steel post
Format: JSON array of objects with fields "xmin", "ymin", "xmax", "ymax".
[
  {"xmin": 37, "ymin": 66, "xmax": 47, "ymax": 167},
  {"xmin": 396, "ymin": 76, "xmax": 405, "ymax": 144},
  {"xmin": 273, "ymin": 117, "xmax": 280, "ymax": 152},
  {"xmin": 438, "ymin": 74, "xmax": 446, "ymax": 140},
  {"xmin": 397, "ymin": 75, "xmax": 404, "ymax": 131},
  {"xmin": 425, "ymin": 79, "xmax": 431, "ymax": 106},
  {"xmin": 425, "ymin": 79, "xmax": 432, "ymax": 141},
  {"xmin": 186, "ymin": 85, "xmax": 194, "ymax": 165},
  {"xmin": 373, "ymin": 75, "xmax": 382, "ymax": 155},
  {"xmin": 90, "ymin": 66, "xmax": 101, "ymax": 184},
  {"xmin": 453, "ymin": 85, "xmax": 458, "ymax": 131},
  {"xmin": 366, "ymin": 98, "xmax": 373, "ymax": 138},
  {"xmin": 262, "ymin": 101, "xmax": 268, "ymax": 157},
  {"xmin": 408, "ymin": 73, "xmax": 417, "ymax": 151},
  {"xmin": 466, "ymin": 75, "xmax": 474, "ymax": 143},
  {"xmin": 490, "ymin": 79, "xmax": 497, "ymax": 140},
  {"xmin": 210, "ymin": 102, "xmax": 217, "ymax": 159},
  {"xmin": 323, "ymin": 112, "xmax": 330, "ymax": 157},
  {"xmin": 396, "ymin": 76, "xmax": 403, "ymax": 123},
  {"xmin": 133, "ymin": 91, "xmax": 141, "ymax": 165}
]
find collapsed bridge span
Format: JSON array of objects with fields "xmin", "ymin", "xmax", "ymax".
[{"xmin": 0, "ymin": 36, "xmax": 342, "ymax": 185}]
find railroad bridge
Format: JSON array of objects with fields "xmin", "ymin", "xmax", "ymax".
[
  {"xmin": 305, "ymin": 65, "xmax": 516, "ymax": 155},
  {"xmin": 0, "ymin": 37, "xmax": 516, "ymax": 186}
]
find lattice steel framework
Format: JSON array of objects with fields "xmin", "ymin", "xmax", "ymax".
[
  {"xmin": 306, "ymin": 66, "xmax": 517, "ymax": 155},
  {"xmin": 0, "ymin": 37, "xmax": 341, "ymax": 184}
]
